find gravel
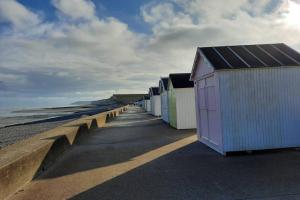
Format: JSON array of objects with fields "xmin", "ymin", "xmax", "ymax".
[{"xmin": 0, "ymin": 119, "xmax": 72, "ymax": 149}]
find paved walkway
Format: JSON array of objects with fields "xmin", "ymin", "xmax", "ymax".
[{"xmin": 10, "ymin": 106, "xmax": 300, "ymax": 200}]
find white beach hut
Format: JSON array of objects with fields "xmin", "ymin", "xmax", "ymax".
[
  {"xmin": 149, "ymin": 87, "xmax": 161, "ymax": 116},
  {"xmin": 143, "ymin": 95, "xmax": 151, "ymax": 112},
  {"xmin": 159, "ymin": 77, "xmax": 169, "ymax": 123},
  {"xmin": 191, "ymin": 43, "xmax": 300, "ymax": 155}
]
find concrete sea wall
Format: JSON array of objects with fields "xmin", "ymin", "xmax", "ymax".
[{"xmin": 0, "ymin": 106, "xmax": 128, "ymax": 200}]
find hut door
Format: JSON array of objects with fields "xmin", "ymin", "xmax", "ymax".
[
  {"xmin": 198, "ymin": 76, "xmax": 219, "ymax": 145},
  {"xmin": 206, "ymin": 76, "xmax": 219, "ymax": 145},
  {"xmin": 198, "ymin": 80, "xmax": 209, "ymax": 140}
]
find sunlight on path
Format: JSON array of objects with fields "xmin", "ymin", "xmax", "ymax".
[{"xmin": 12, "ymin": 135, "xmax": 197, "ymax": 200}]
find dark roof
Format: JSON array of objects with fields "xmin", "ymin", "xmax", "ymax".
[
  {"xmin": 150, "ymin": 87, "xmax": 159, "ymax": 96},
  {"xmin": 144, "ymin": 95, "xmax": 150, "ymax": 100},
  {"xmin": 169, "ymin": 73, "xmax": 194, "ymax": 88},
  {"xmin": 161, "ymin": 77, "xmax": 169, "ymax": 90},
  {"xmin": 199, "ymin": 43, "xmax": 300, "ymax": 69}
]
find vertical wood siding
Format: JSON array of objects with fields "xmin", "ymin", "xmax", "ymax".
[
  {"xmin": 168, "ymin": 85, "xmax": 177, "ymax": 128},
  {"xmin": 195, "ymin": 75, "xmax": 223, "ymax": 152},
  {"xmin": 194, "ymin": 83, "xmax": 201, "ymax": 139},
  {"xmin": 175, "ymin": 89, "xmax": 197, "ymax": 129},
  {"xmin": 218, "ymin": 67, "xmax": 300, "ymax": 152},
  {"xmin": 146, "ymin": 100, "xmax": 151, "ymax": 112},
  {"xmin": 151, "ymin": 96, "xmax": 161, "ymax": 116},
  {"xmin": 161, "ymin": 91, "xmax": 169, "ymax": 122},
  {"xmin": 193, "ymin": 53, "xmax": 223, "ymax": 152}
]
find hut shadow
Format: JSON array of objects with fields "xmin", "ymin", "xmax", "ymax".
[
  {"xmin": 226, "ymin": 147, "xmax": 300, "ymax": 156},
  {"xmin": 35, "ymin": 120, "xmax": 196, "ymax": 180},
  {"xmin": 32, "ymin": 110, "xmax": 125, "ymax": 181},
  {"xmin": 67, "ymin": 142, "xmax": 215, "ymax": 200},
  {"xmin": 104, "ymin": 118, "xmax": 163, "ymax": 128},
  {"xmin": 68, "ymin": 141, "xmax": 300, "ymax": 200}
]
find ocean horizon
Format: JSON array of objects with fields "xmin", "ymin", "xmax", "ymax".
[
  {"xmin": 0, "ymin": 97, "xmax": 100, "ymax": 127},
  {"xmin": 0, "ymin": 97, "xmax": 99, "ymax": 116}
]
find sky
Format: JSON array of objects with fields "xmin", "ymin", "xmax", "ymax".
[{"xmin": 0, "ymin": 0, "xmax": 300, "ymax": 102}]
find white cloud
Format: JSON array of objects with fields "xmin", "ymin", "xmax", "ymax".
[
  {"xmin": 0, "ymin": 1, "xmax": 146, "ymax": 98},
  {"xmin": 0, "ymin": 0, "xmax": 40, "ymax": 29},
  {"xmin": 1, "ymin": 0, "xmax": 300, "ymax": 99},
  {"xmin": 52, "ymin": 0, "xmax": 96, "ymax": 21},
  {"xmin": 143, "ymin": 0, "xmax": 300, "ymax": 49},
  {"xmin": 142, "ymin": 2, "xmax": 193, "ymax": 34}
]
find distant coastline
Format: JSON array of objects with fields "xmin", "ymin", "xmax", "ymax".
[
  {"xmin": 0, "ymin": 98, "xmax": 121, "ymax": 128},
  {"xmin": 0, "ymin": 98, "xmax": 123, "ymax": 149},
  {"xmin": 0, "ymin": 94, "xmax": 145, "ymax": 149}
]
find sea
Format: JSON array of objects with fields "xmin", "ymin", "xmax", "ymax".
[{"xmin": 0, "ymin": 97, "xmax": 97, "ymax": 128}]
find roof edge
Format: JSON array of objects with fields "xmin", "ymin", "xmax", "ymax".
[{"xmin": 190, "ymin": 48, "xmax": 202, "ymax": 81}]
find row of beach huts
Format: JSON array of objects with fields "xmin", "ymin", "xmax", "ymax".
[
  {"xmin": 136, "ymin": 43, "xmax": 300, "ymax": 155},
  {"xmin": 142, "ymin": 73, "xmax": 197, "ymax": 130}
]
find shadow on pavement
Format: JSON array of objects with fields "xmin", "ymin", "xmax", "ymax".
[
  {"xmin": 36, "ymin": 111, "xmax": 195, "ymax": 180},
  {"xmin": 69, "ymin": 141, "xmax": 300, "ymax": 200}
]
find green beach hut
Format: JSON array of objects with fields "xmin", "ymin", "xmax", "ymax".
[{"xmin": 167, "ymin": 73, "xmax": 197, "ymax": 129}]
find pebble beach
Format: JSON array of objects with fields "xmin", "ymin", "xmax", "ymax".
[
  {"xmin": 0, "ymin": 99, "xmax": 122, "ymax": 149},
  {"xmin": 0, "ymin": 119, "xmax": 72, "ymax": 149}
]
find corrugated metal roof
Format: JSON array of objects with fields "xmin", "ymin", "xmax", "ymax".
[
  {"xmin": 169, "ymin": 73, "xmax": 194, "ymax": 88},
  {"xmin": 200, "ymin": 43, "xmax": 300, "ymax": 69}
]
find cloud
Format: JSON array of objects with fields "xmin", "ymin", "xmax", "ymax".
[
  {"xmin": 52, "ymin": 0, "xmax": 96, "ymax": 21},
  {"xmin": 0, "ymin": 7, "xmax": 146, "ymax": 98},
  {"xmin": 141, "ymin": 2, "xmax": 193, "ymax": 34},
  {"xmin": 0, "ymin": 81, "xmax": 7, "ymax": 91},
  {"xmin": 0, "ymin": 0, "xmax": 40, "ymax": 29},
  {"xmin": 0, "ymin": 0, "xmax": 300, "ymax": 99},
  {"xmin": 144, "ymin": 0, "xmax": 300, "ymax": 49}
]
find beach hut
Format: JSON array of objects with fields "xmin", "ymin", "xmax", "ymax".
[
  {"xmin": 143, "ymin": 95, "xmax": 151, "ymax": 112},
  {"xmin": 191, "ymin": 43, "xmax": 300, "ymax": 155},
  {"xmin": 135, "ymin": 100, "xmax": 143, "ymax": 107},
  {"xmin": 168, "ymin": 73, "xmax": 197, "ymax": 129},
  {"xmin": 159, "ymin": 77, "xmax": 169, "ymax": 123},
  {"xmin": 149, "ymin": 87, "xmax": 161, "ymax": 116}
]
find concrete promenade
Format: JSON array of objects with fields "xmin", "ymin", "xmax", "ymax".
[{"xmin": 10, "ymin": 106, "xmax": 300, "ymax": 200}]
